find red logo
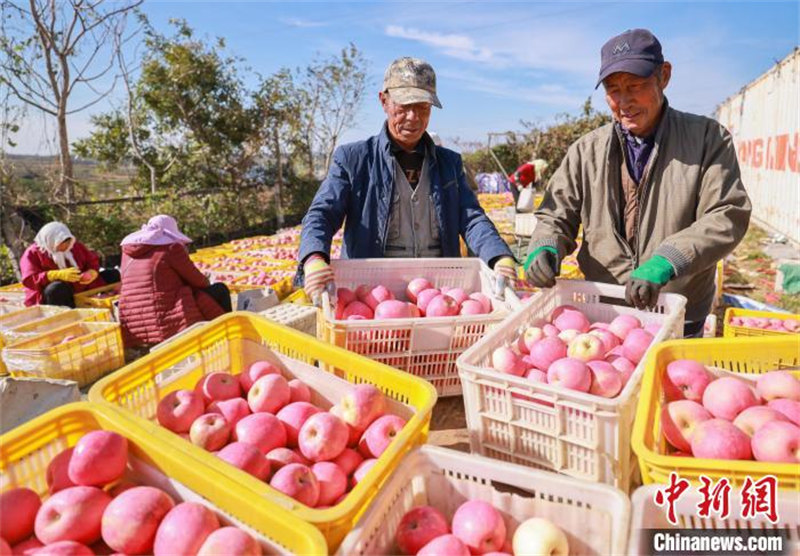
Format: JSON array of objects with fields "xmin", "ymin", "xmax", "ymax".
[
  {"xmin": 697, "ymin": 475, "xmax": 731, "ymax": 519},
  {"xmin": 654, "ymin": 472, "xmax": 691, "ymax": 526},
  {"xmin": 740, "ymin": 475, "xmax": 779, "ymax": 523}
]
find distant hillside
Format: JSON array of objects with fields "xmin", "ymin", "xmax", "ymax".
[{"xmin": 5, "ymin": 154, "xmax": 136, "ymax": 199}]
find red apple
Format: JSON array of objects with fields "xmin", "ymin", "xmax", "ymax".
[
  {"xmin": 358, "ymin": 415, "xmax": 407, "ymax": 458},
  {"xmin": 406, "ymin": 278, "xmax": 434, "ymax": 303},
  {"xmin": 621, "ymin": 328, "xmax": 653, "ymax": 364},
  {"xmin": 608, "ymin": 314, "xmax": 641, "ymax": 340},
  {"xmin": 68, "ymin": 431, "xmax": 128, "ymax": 487},
  {"xmin": 35, "ymin": 486, "xmax": 110, "ymax": 545},
  {"xmin": 46, "ymin": 448, "xmax": 76, "ymax": 494},
  {"xmin": 157, "ymin": 389, "xmax": 205, "ymax": 433},
  {"xmin": 702, "ymin": 377, "xmax": 759, "ymax": 421},
  {"xmin": 491, "ymin": 346, "xmax": 526, "ymax": 377},
  {"xmin": 197, "ymin": 527, "xmax": 261, "ymax": 556},
  {"xmin": 547, "ymin": 358, "xmax": 592, "ymax": 392},
  {"xmin": 332, "ymin": 448, "xmax": 363, "ymax": 476},
  {"xmin": 0, "ymin": 488, "xmax": 41, "ymax": 545},
  {"xmin": 239, "ymin": 361, "xmax": 282, "ymax": 393},
  {"xmin": 101, "ymin": 486, "xmax": 175, "ymax": 555},
  {"xmin": 552, "ymin": 308, "xmax": 590, "ymax": 333},
  {"xmin": 451, "ymin": 500, "xmax": 507, "ymax": 554},
  {"xmin": 768, "ymin": 399, "xmax": 800, "ymax": 426},
  {"xmin": 338, "ymin": 384, "xmax": 386, "ymax": 431},
  {"xmin": 416, "ymin": 289, "xmax": 441, "ymax": 315},
  {"xmin": 31, "ymin": 541, "xmax": 93, "ymax": 556},
  {"xmin": 276, "ymin": 402, "xmax": 322, "ymax": 447},
  {"xmin": 351, "ymin": 458, "xmax": 377, "ymax": 487},
  {"xmin": 587, "ymin": 360, "xmax": 623, "ymax": 398},
  {"xmin": 690, "ymin": 419, "xmax": 753, "ymax": 460},
  {"xmin": 235, "ymin": 413, "xmax": 287, "ymax": 455},
  {"xmin": 247, "ymin": 374, "xmax": 290, "ymax": 414},
  {"xmin": 395, "ymin": 506, "xmax": 450, "ymax": 555},
  {"xmin": 196, "ymin": 372, "xmax": 241, "ymax": 404},
  {"xmin": 217, "ymin": 442, "xmax": 270, "ymax": 480},
  {"xmin": 418, "ymin": 535, "xmax": 470, "ymax": 556},
  {"xmin": 266, "ymin": 447, "xmax": 309, "ymax": 471},
  {"xmin": 756, "ymin": 371, "xmax": 800, "ymax": 402},
  {"xmin": 751, "ymin": 421, "xmax": 800, "ymax": 463},
  {"xmin": 153, "ymin": 502, "xmax": 220, "ymax": 556},
  {"xmin": 288, "ymin": 379, "xmax": 312, "ymax": 404},
  {"xmin": 311, "ymin": 462, "xmax": 348, "ymax": 507},
  {"xmin": 207, "ymin": 398, "xmax": 250, "ymax": 428},
  {"xmin": 298, "ymin": 412, "xmax": 348, "ymax": 462},
  {"xmin": 661, "ymin": 400, "xmax": 713, "ymax": 452},
  {"xmin": 526, "ymin": 337, "xmax": 567, "ymax": 372},
  {"xmin": 733, "ymin": 406, "xmax": 790, "ymax": 437},
  {"xmin": 189, "ymin": 413, "xmax": 231, "ymax": 452},
  {"xmin": 269, "ymin": 464, "xmax": 320, "ymax": 507},
  {"xmin": 425, "ymin": 295, "xmax": 459, "ymax": 317},
  {"xmin": 11, "ymin": 537, "xmax": 43, "ymax": 555},
  {"xmin": 469, "ymin": 292, "xmax": 492, "ymax": 314},
  {"xmin": 663, "ymin": 359, "xmax": 713, "ymax": 402},
  {"xmin": 566, "ymin": 333, "xmax": 605, "ymax": 362}
]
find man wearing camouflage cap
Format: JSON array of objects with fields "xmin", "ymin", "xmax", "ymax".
[
  {"xmin": 299, "ymin": 57, "xmax": 517, "ymax": 298},
  {"xmin": 524, "ymin": 29, "xmax": 751, "ymax": 337}
]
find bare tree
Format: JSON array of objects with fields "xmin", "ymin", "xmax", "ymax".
[
  {"xmin": 305, "ymin": 43, "xmax": 368, "ymax": 174},
  {"xmin": 0, "ymin": 0, "xmax": 142, "ymax": 203}
]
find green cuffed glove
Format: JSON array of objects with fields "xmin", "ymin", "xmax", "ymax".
[
  {"xmin": 524, "ymin": 246, "xmax": 559, "ymax": 288},
  {"xmin": 626, "ymin": 255, "xmax": 675, "ymax": 310}
]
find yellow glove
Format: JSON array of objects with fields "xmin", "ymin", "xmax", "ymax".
[
  {"xmin": 303, "ymin": 254, "xmax": 335, "ymax": 299},
  {"xmin": 79, "ymin": 269, "xmax": 99, "ymax": 285},
  {"xmin": 46, "ymin": 268, "xmax": 81, "ymax": 283},
  {"xmin": 493, "ymin": 256, "xmax": 519, "ymax": 298}
]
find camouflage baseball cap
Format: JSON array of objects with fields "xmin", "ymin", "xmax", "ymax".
[{"xmin": 383, "ymin": 57, "xmax": 442, "ymax": 108}]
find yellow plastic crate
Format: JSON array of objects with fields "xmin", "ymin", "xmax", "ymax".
[
  {"xmin": 723, "ymin": 307, "xmax": 800, "ymax": 337},
  {"xmin": 89, "ymin": 312, "xmax": 437, "ymax": 552},
  {"xmin": 0, "ymin": 402, "xmax": 327, "ymax": 556},
  {"xmin": 0, "ymin": 282, "xmax": 26, "ymax": 305},
  {"xmin": 284, "ymin": 288, "xmax": 311, "ymax": 305},
  {"xmin": 631, "ymin": 336, "xmax": 800, "ymax": 489},
  {"xmin": 1, "ymin": 307, "xmax": 113, "ymax": 344},
  {"xmin": 3, "ymin": 321, "xmax": 125, "ymax": 387},
  {"xmin": 75, "ymin": 282, "xmax": 120, "ymax": 310},
  {"xmin": 0, "ymin": 305, "xmax": 69, "ymax": 375},
  {"xmin": 229, "ymin": 274, "xmax": 294, "ymax": 299}
]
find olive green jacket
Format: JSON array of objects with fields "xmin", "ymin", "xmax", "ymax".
[{"xmin": 528, "ymin": 105, "xmax": 751, "ymax": 322}]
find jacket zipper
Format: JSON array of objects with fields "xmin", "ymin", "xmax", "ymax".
[{"xmin": 633, "ymin": 141, "xmax": 660, "ymax": 268}]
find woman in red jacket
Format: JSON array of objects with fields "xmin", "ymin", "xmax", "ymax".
[
  {"xmin": 20, "ymin": 222, "xmax": 119, "ymax": 307},
  {"xmin": 118, "ymin": 215, "xmax": 231, "ymax": 348}
]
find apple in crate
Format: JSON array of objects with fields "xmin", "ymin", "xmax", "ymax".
[
  {"xmin": 235, "ymin": 413, "xmax": 286, "ymax": 455},
  {"xmin": 0, "ymin": 488, "xmax": 41, "ymax": 545},
  {"xmin": 375, "ymin": 300, "xmax": 415, "ymax": 319},
  {"xmin": 351, "ymin": 458, "xmax": 378, "ymax": 487},
  {"xmin": 217, "ymin": 442, "xmax": 270, "ymax": 480},
  {"xmin": 567, "ymin": 334, "xmax": 604, "ymax": 362},
  {"xmin": 277, "ymin": 402, "xmax": 321, "ymax": 447},
  {"xmin": 196, "ymin": 372, "xmax": 242, "ymax": 404},
  {"xmin": 768, "ymin": 399, "xmax": 800, "ymax": 426},
  {"xmin": 416, "ymin": 289, "xmax": 441, "ymax": 315},
  {"xmin": 587, "ymin": 361, "xmax": 623, "ymax": 398},
  {"xmin": 470, "ymin": 292, "xmax": 492, "ymax": 313},
  {"xmin": 343, "ymin": 301, "xmax": 373, "ymax": 320},
  {"xmin": 518, "ymin": 326, "xmax": 544, "ymax": 354},
  {"xmin": 157, "ymin": 389, "xmax": 205, "ymax": 433},
  {"xmin": 425, "ymin": 295, "xmax": 459, "ymax": 317},
  {"xmin": 621, "ymin": 329, "xmax": 653, "ymax": 364},
  {"xmin": 35, "ymin": 486, "xmax": 111, "ymax": 545},
  {"xmin": 690, "ymin": 419, "xmax": 753, "ymax": 460},
  {"xmin": 406, "ymin": 278, "xmax": 434, "ymax": 303},
  {"xmin": 589, "ymin": 328, "xmax": 621, "ymax": 353},
  {"xmin": 332, "ymin": 448, "xmax": 363, "ymax": 476},
  {"xmin": 11, "ymin": 537, "xmax": 44, "ymax": 555},
  {"xmin": 311, "ymin": 462, "xmax": 348, "ymax": 507},
  {"xmin": 68, "ymin": 430, "xmax": 128, "ymax": 487},
  {"xmin": 153, "ymin": 502, "xmax": 220, "ymax": 556},
  {"xmin": 702, "ymin": 377, "xmax": 758, "ymax": 421},
  {"xmin": 547, "ymin": 358, "xmax": 592, "ymax": 393},
  {"xmin": 663, "ymin": 360, "xmax": 713, "ymax": 402},
  {"xmin": 102, "ymin": 486, "xmax": 175, "ymax": 555},
  {"xmin": 239, "ymin": 361, "xmax": 281, "ymax": 393},
  {"xmin": 298, "ymin": 412, "xmax": 348, "ymax": 462},
  {"xmin": 661, "ymin": 400, "xmax": 712, "ymax": 452},
  {"xmin": 267, "ymin": 447, "xmax": 309, "ymax": 470},
  {"xmin": 207, "ymin": 398, "xmax": 250, "ymax": 428},
  {"xmin": 513, "ymin": 517, "xmax": 569, "ymax": 556},
  {"xmin": 190, "ymin": 413, "xmax": 231, "ymax": 452},
  {"xmin": 338, "ymin": 384, "xmax": 386, "ymax": 431},
  {"xmin": 552, "ymin": 308, "xmax": 590, "ymax": 333},
  {"xmin": 288, "ymin": 379, "xmax": 311, "ymax": 403},
  {"xmin": 733, "ymin": 406, "xmax": 789, "ymax": 437},
  {"xmin": 607, "ymin": 353, "xmax": 636, "ymax": 383},
  {"xmin": 395, "ymin": 506, "xmax": 450, "ymax": 555},
  {"xmin": 358, "ymin": 415, "xmax": 407, "ymax": 458},
  {"xmin": 756, "ymin": 371, "xmax": 800, "ymax": 402},
  {"xmin": 451, "ymin": 500, "xmax": 506, "ymax": 554},
  {"xmin": 444, "ymin": 288, "xmax": 469, "ymax": 306},
  {"xmin": 491, "ymin": 346, "xmax": 526, "ymax": 377},
  {"xmin": 269, "ymin": 463, "xmax": 320, "ymax": 507},
  {"xmin": 460, "ymin": 299, "xmax": 486, "ymax": 316},
  {"xmin": 608, "ymin": 314, "xmax": 641, "ymax": 340},
  {"xmin": 247, "ymin": 374, "xmax": 290, "ymax": 414},
  {"xmin": 526, "ymin": 337, "xmax": 567, "ymax": 372},
  {"xmin": 46, "ymin": 448, "xmax": 77, "ymax": 494},
  {"xmin": 30, "ymin": 540, "xmax": 93, "ymax": 555},
  {"xmin": 418, "ymin": 534, "xmax": 470, "ymax": 556},
  {"xmin": 751, "ymin": 421, "xmax": 800, "ymax": 463},
  {"xmin": 198, "ymin": 526, "xmax": 262, "ymax": 556}
]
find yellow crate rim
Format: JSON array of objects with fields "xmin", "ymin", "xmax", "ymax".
[
  {"xmin": 631, "ymin": 336, "xmax": 800, "ymax": 487},
  {"xmin": 0, "ymin": 402, "xmax": 327, "ymax": 555},
  {"xmin": 88, "ymin": 312, "xmax": 437, "ymax": 551}
]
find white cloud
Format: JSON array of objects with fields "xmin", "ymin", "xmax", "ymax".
[
  {"xmin": 385, "ymin": 25, "xmax": 498, "ymax": 64},
  {"xmin": 279, "ymin": 17, "xmax": 328, "ymax": 29}
]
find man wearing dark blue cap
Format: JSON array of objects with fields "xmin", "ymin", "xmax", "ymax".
[{"xmin": 524, "ymin": 29, "xmax": 751, "ymax": 337}]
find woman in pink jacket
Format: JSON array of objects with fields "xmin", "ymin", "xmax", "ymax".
[{"xmin": 20, "ymin": 222, "xmax": 119, "ymax": 307}]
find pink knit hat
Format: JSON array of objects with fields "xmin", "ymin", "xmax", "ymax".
[{"xmin": 120, "ymin": 215, "xmax": 192, "ymax": 246}]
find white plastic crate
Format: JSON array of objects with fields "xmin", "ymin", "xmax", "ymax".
[
  {"xmin": 628, "ymin": 484, "xmax": 800, "ymax": 555},
  {"xmin": 260, "ymin": 303, "xmax": 318, "ymax": 337},
  {"xmin": 320, "ymin": 258, "xmax": 510, "ymax": 396},
  {"xmin": 336, "ymin": 445, "xmax": 630, "ymax": 556},
  {"xmin": 456, "ymin": 280, "xmax": 687, "ymax": 492},
  {"xmin": 514, "ymin": 213, "xmax": 537, "ymax": 237}
]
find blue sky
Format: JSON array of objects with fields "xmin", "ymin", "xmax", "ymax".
[{"xmin": 11, "ymin": 0, "xmax": 799, "ymax": 155}]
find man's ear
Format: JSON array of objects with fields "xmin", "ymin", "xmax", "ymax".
[{"xmin": 659, "ymin": 62, "xmax": 672, "ymax": 89}]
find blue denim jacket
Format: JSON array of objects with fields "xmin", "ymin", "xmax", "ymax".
[{"xmin": 298, "ymin": 125, "xmax": 512, "ymax": 271}]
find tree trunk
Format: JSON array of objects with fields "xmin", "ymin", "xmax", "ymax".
[
  {"xmin": 273, "ymin": 128, "xmax": 284, "ymax": 228},
  {"xmin": 57, "ymin": 105, "xmax": 73, "ymax": 203}
]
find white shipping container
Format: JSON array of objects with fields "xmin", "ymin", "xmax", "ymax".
[{"xmin": 715, "ymin": 48, "xmax": 800, "ymax": 244}]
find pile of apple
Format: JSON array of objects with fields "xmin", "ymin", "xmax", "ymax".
[
  {"xmin": 393, "ymin": 503, "xmax": 568, "ymax": 556},
  {"xmin": 335, "ymin": 279, "xmax": 494, "ymax": 320},
  {"xmin": 729, "ymin": 315, "xmax": 799, "ymax": 333},
  {"xmin": 156, "ymin": 363, "xmax": 407, "ymax": 508},
  {"xmin": 660, "ymin": 363, "xmax": 800, "ymax": 462},
  {"xmin": 0, "ymin": 430, "xmax": 263, "ymax": 556},
  {"xmin": 490, "ymin": 305, "xmax": 657, "ymax": 398}
]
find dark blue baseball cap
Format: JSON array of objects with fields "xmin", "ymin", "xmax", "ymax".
[{"xmin": 596, "ymin": 29, "xmax": 664, "ymax": 89}]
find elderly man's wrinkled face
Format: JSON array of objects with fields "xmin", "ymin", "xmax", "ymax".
[
  {"xmin": 380, "ymin": 91, "xmax": 431, "ymax": 150},
  {"xmin": 604, "ymin": 62, "xmax": 671, "ymax": 137}
]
